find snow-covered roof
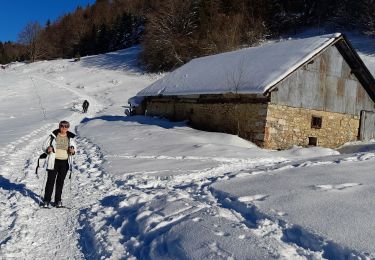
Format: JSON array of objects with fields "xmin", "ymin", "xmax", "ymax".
[{"xmin": 137, "ymin": 33, "xmax": 342, "ymax": 97}]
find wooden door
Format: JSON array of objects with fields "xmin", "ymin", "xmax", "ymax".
[{"xmin": 360, "ymin": 110, "xmax": 375, "ymax": 141}]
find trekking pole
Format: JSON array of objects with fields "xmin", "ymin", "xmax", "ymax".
[
  {"xmin": 69, "ymin": 169, "xmax": 73, "ymax": 208},
  {"xmin": 67, "ymin": 149, "xmax": 76, "ymax": 209},
  {"xmin": 38, "ymin": 171, "xmax": 47, "ymax": 205},
  {"xmin": 69, "ymin": 175, "xmax": 72, "ymax": 207}
]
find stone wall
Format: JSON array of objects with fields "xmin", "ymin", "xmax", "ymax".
[
  {"xmin": 144, "ymin": 100, "xmax": 360, "ymax": 150},
  {"xmin": 145, "ymin": 100, "xmax": 268, "ymax": 146},
  {"xmin": 146, "ymin": 101, "xmax": 176, "ymax": 119},
  {"xmin": 264, "ymin": 104, "xmax": 360, "ymax": 149}
]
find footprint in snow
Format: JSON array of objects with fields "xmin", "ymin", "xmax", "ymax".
[
  {"xmin": 312, "ymin": 183, "xmax": 361, "ymax": 191},
  {"xmin": 238, "ymin": 234, "xmax": 249, "ymax": 239},
  {"xmin": 359, "ymin": 153, "xmax": 375, "ymax": 161},
  {"xmin": 94, "ymin": 159, "xmax": 104, "ymax": 164},
  {"xmin": 237, "ymin": 194, "xmax": 269, "ymax": 203},
  {"xmin": 207, "ymin": 242, "xmax": 233, "ymax": 259},
  {"xmin": 270, "ymin": 209, "xmax": 286, "ymax": 216},
  {"xmin": 214, "ymin": 230, "xmax": 230, "ymax": 237}
]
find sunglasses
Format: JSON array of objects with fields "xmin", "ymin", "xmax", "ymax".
[{"xmin": 59, "ymin": 124, "xmax": 69, "ymax": 128}]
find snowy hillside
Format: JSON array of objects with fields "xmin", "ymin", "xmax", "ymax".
[{"xmin": 1, "ymin": 35, "xmax": 375, "ymax": 259}]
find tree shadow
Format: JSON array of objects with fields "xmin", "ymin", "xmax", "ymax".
[
  {"xmin": 0, "ymin": 175, "xmax": 41, "ymax": 204},
  {"xmin": 81, "ymin": 115, "xmax": 187, "ymax": 129},
  {"xmin": 80, "ymin": 46, "xmax": 144, "ymax": 73}
]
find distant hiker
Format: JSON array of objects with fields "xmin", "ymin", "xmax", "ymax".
[
  {"xmin": 41, "ymin": 120, "xmax": 76, "ymax": 208},
  {"xmin": 82, "ymin": 100, "xmax": 89, "ymax": 113}
]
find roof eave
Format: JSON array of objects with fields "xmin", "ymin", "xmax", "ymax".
[{"xmin": 263, "ymin": 34, "xmax": 343, "ymax": 95}]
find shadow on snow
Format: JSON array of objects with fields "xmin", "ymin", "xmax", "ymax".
[
  {"xmin": 81, "ymin": 115, "xmax": 187, "ymax": 129},
  {"xmin": 79, "ymin": 46, "xmax": 144, "ymax": 73},
  {"xmin": 0, "ymin": 175, "xmax": 40, "ymax": 204}
]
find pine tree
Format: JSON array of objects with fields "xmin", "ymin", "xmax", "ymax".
[{"xmin": 0, "ymin": 41, "xmax": 6, "ymax": 64}]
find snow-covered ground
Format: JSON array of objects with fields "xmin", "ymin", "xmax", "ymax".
[{"xmin": 1, "ymin": 35, "xmax": 375, "ymax": 259}]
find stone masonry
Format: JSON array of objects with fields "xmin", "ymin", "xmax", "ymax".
[
  {"xmin": 264, "ymin": 104, "xmax": 360, "ymax": 149},
  {"xmin": 145, "ymin": 99, "xmax": 360, "ymax": 149},
  {"xmin": 145, "ymin": 100, "xmax": 268, "ymax": 146}
]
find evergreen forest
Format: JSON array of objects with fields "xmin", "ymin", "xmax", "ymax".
[{"xmin": 1, "ymin": 0, "xmax": 375, "ymax": 72}]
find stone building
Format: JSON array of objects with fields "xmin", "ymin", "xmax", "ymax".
[{"xmin": 134, "ymin": 33, "xmax": 375, "ymax": 149}]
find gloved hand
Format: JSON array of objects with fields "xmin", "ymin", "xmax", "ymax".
[{"xmin": 68, "ymin": 146, "xmax": 75, "ymax": 155}]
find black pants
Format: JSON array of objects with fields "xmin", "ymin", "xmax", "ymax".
[{"xmin": 44, "ymin": 159, "xmax": 69, "ymax": 203}]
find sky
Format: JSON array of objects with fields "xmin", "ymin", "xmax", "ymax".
[{"xmin": 0, "ymin": 0, "xmax": 96, "ymax": 42}]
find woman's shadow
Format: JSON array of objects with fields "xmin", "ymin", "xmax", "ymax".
[{"xmin": 0, "ymin": 175, "xmax": 41, "ymax": 204}]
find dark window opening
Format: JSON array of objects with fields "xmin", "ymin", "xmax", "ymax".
[
  {"xmin": 311, "ymin": 116, "xmax": 322, "ymax": 129},
  {"xmin": 308, "ymin": 137, "xmax": 318, "ymax": 146}
]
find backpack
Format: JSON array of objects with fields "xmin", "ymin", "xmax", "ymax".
[
  {"xmin": 35, "ymin": 153, "xmax": 48, "ymax": 176},
  {"xmin": 35, "ymin": 135, "xmax": 54, "ymax": 176}
]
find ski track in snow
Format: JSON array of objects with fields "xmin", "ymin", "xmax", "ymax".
[{"xmin": 0, "ymin": 124, "xmax": 54, "ymax": 160}]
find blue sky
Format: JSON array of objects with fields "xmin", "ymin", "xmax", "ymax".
[{"xmin": 0, "ymin": 0, "xmax": 96, "ymax": 42}]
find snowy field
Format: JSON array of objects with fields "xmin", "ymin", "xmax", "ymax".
[{"xmin": 1, "ymin": 35, "xmax": 375, "ymax": 259}]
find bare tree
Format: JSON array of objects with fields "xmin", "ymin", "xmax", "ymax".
[
  {"xmin": 226, "ymin": 57, "xmax": 247, "ymax": 136},
  {"xmin": 141, "ymin": 0, "xmax": 199, "ymax": 71},
  {"xmin": 18, "ymin": 21, "xmax": 44, "ymax": 62},
  {"xmin": 226, "ymin": 57, "xmax": 246, "ymax": 94}
]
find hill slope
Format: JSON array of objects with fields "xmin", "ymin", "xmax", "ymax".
[{"xmin": 1, "ymin": 35, "xmax": 375, "ymax": 259}]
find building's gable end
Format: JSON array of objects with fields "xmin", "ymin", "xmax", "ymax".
[
  {"xmin": 335, "ymin": 36, "xmax": 375, "ymax": 102},
  {"xmin": 269, "ymin": 44, "xmax": 375, "ymax": 115}
]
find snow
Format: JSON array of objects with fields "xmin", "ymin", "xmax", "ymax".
[
  {"xmin": 1, "ymin": 34, "xmax": 375, "ymax": 259},
  {"xmin": 211, "ymin": 156, "xmax": 375, "ymax": 258},
  {"xmin": 137, "ymin": 33, "xmax": 340, "ymax": 97}
]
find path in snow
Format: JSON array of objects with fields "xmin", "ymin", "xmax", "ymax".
[
  {"xmin": 0, "ymin": 130, "xmax": 117, "ymax": 258},
  {"xmin": 0, "ymin": 74, "xmax": 113, "ymax": 258}
]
